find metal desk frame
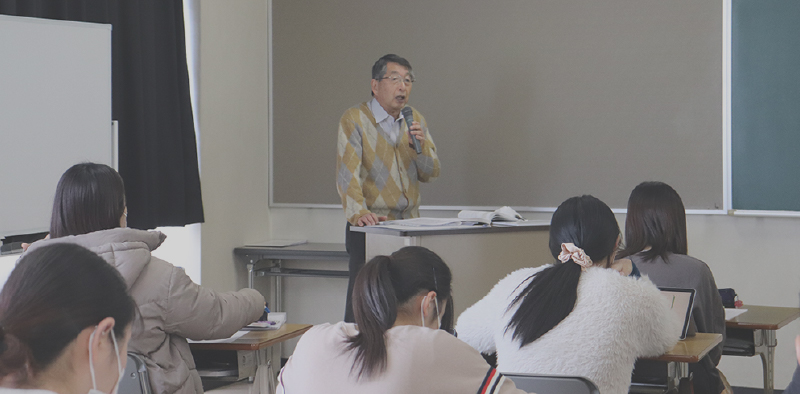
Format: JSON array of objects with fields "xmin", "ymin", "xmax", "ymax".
[
  {"xmin": 725, "ymin": 305, "xmax": 800, "ymax": 394},
  {"xmin": 235, "ymin": 243, "xmax": 348, "ymax": 312}
]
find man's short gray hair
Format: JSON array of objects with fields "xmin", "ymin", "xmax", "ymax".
[{"xmin": 371, "ymin": 54, "xmax": 414, "ymax": 81}]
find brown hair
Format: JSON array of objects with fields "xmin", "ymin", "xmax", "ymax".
[
  {"xmin": 0, "ymin": 243, "xmax": 136, "ymax": 384},
  {"xmin": 346, "ymin": 246, "xmax": 453, "ymax": 379},
  {"xmin": 617, "ymin": 181, "xmax": 688, "ymax": 261}
]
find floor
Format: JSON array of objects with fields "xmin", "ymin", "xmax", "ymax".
[
  {"xmin": 732, "ymin": 387, "xmax": 782, "ymax": 394},
  {"xmin": 206, "ymin": 380, "xmax": 251, "ymax": 394}
]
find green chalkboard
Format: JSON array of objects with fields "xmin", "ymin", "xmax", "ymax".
[{"xmin": 732, "ymin": 0, "xmax": 800, "ymax": 210}]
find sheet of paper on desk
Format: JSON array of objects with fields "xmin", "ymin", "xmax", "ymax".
[
  {"xmin": 381, "ymin": 217, "xmax": 464, "ymax": 227},
  {"xmin": 491, "ymin": 220, "xmax": 550, "ymax": 227},
  {"xmin": 187, "ymin": 330, "xmax": 247, "ymax": 344},
  {"xmin": 725, "ymin": 308, "xmax": 748, "ymax": 320}
]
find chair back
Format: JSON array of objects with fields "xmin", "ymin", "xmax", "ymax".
[
  {"xmin": 118, "ymin": 353, "xmax": 152, "ymax": 394},
  {"xmin": 505, "ymin": 373, "xmax": 600, "ymax": 394}
]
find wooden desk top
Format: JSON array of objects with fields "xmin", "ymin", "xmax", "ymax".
[
  {"xmin": 189, "ymin": 324, "xmax": 313, "ymax": 351},
  {"xmin": 645, "ymin": 333, "xmax": 723, "ymax": 363},
  {"xmin": 726, "ymin": 305, "xmax": 800, "ymax": 330}
]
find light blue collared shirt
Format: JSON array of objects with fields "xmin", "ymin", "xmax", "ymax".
[{"xmin": 369, "ymin": 98, "xmax": 405, "ymax": 145}]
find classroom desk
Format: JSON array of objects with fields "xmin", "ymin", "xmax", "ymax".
[
  {"xmin": 190, "ymin": 324, "xmax": 313, "ymax": 394},
  {"xmin": 644, "ymin": 333, "xmax": 723, "ymax": 393},
  {"xmin": 724, "ymin": 305, "xmax": 800, "ymax": 394},
  {"xmin": 235, "ymin": 243, "xmax": 348, "ymax": 312},
  {"xmin": 351, "ymin": 222, "xmax": 551, "ymax": 317}
]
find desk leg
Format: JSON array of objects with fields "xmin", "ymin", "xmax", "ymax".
[
  {"xmin": 666, "ymin": 361, "xmax": 689, "ymax": 393},
  {"xmin": 248, "ymin": 260, "xmax": 256, "ymax": 289},
  {"xmin": 756, "ymin": 329, "xmax": 776, "ymax": 394},
  {"xmin": 269, "ymin": 260, "xmax": 283, "ymax": 312},
  {"xmin": 252, "ymin": 346, "xmax": 276, "ymax": 394}
]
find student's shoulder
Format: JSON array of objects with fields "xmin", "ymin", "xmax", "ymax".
[
  {"xmin": 667, "ymin": 253, "xmax": 712, "ymax": 269},
  {"xmin": 488, "ymin": 265, "xmax": 553, "ymax": 297},
  {"xmin": 583, "ymin": 266, "xmax": 662, "ymax": 298},
  {"xmin": 307, "ymin": 321, "xmax": 356, "ymax": 337},
  {"xmin": 502, "ymin": 265, "xmax": 552, "ymax": 285},
  {"xmin": 294, "ymin": 322, "xmax": 354, "ymax": 351}
]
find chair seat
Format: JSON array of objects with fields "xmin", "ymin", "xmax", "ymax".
[{"xmin": 505, "ymin": 373, "xmax": 600, "ymax": 394}]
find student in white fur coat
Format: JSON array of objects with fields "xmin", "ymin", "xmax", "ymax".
[{"xmin": 456, "ymin": 195, "xmax": 683, "ymax": 394}]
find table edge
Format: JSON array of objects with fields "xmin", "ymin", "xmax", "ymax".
[{"xmin": 189, "ymin": 324, "xmax": 313, "ymax": 351}]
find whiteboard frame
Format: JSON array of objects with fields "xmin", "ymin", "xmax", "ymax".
[{"xmin": 268, "ymin": 1, "xmax": 734, "ymax": 217}]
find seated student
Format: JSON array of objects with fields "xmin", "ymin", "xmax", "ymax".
[
  {"xmin": 277, "ymin": 246, "xmax": 528, "ymax": 394},
  {"xmin": 0, "ymin": 243, "xmax": 136, "ymax": 393},
  {"xmin": 784, "ymin": 335, "xmax": 800, "ymax": 394},
  {"xmin": 616, "ymin": 181, "xmax": 728, "ymax": 394},
  {"xmin": 456, "ymin": 195, "xmax": 681, "ymax": 394},
  {"xmin": 23, "ymin": 163, "xmax": 264, "ymax": 394}
]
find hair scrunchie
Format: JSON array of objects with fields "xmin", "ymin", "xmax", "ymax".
[{"xmin": 558, "ymin": 243, "xmax": 593, "ymax": 271}]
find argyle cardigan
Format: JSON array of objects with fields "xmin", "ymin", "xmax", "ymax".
[{"xmin": 337, "ymin": 102, "xmax": 439, "ymax": 224}]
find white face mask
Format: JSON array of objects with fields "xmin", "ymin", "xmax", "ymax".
[
  {"xmin": 420, "ymin": 294, "xmax": 441, "ymax": 329},
  {"xmin": 88, "ymin": 326, "xmax": 123, "ymax": 394}
]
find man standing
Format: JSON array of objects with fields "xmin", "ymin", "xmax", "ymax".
[{"xmin": 336, "ymin": 54, "xmax": 440, "ymax": 322}]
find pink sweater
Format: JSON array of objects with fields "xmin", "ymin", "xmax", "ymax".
[{"xmin": 277, "ymin": 322, "xmax": 526, "ymax": 394}]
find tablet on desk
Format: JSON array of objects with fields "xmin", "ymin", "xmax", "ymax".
[{"xmin": 660, "ymin": 287, "xmax": 696, "ymax": 340}]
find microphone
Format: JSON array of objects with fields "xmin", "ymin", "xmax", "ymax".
[{"xmin": 401, "ymin": 106, "xmax": 422, "ymax": 154}]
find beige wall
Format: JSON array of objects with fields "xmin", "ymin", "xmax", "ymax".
[
  {"xmin": 270, "ymin": 208, "xmax": 800, "ymax": 389},
  {"xmin": 198, "ymin": 0, "xmax": 271, "ymax": 292},
  {"xmin": 196, "ymin": 0, "xmax": 800, "ymax": 389}
]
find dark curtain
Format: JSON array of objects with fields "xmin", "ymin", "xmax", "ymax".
[{"xmin": 0, "ymin": 0, "xmax": 204, "ymax": 230}]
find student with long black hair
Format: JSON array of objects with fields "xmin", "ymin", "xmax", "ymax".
[
  {"xmin": 277, "ymin": 246, "xmax": 528, "ymax": 394},
  {"xmin": 617, "ymin": 181, "xmax": 728, "ymax": 394},
  {"xmin": 457, "ymin": 195, "xmax": 681, "ymax": 394},
  {"xmin": 0, "ymin": 243, "xmax": 136, "ymax": 393}
]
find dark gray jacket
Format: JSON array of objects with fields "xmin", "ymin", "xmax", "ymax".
[{"xmin": 631, "ymin": 252, "xmax": 726, "ymax": 394}]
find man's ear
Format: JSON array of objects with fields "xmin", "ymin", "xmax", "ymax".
[{"xmin": 370, "ymin": 79, "xmax": 379, "ymax": 96}]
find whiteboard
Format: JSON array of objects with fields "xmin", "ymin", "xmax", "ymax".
[
  {"xmin": 270, "ymin": 0, "xmax": 723, "ymax": 211},
  {"xmin": 0, "ymin": 15, "xmax": 113, "ymax": 237}
]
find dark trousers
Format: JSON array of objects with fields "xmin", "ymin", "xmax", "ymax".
[
  {"xmin": 344, "ymin": 222, "xmax": 366, "ymax": 323},
  {"xmin": 785, "ymin": 364, "xmax": 800, "ymax": 394}
]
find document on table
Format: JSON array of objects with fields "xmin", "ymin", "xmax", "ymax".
[
  {"xmin": 491, "ymin": 220, "xmax": 550, "ymax": 227},
  {"xmin": 725, "ymin": 308, "xmax": 748, "ymax": 320},
  {"xmin": 187, "ymin": 330, "xmax": 247, "ymax": 344},
  {"xmin": 380, "ymin": 217, "xmax": 464, "ymax": 226}
]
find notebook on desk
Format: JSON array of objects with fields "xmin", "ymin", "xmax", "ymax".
[{"xmin": 660, "ymin": 287, "xmax": 696, "ymax": 340}]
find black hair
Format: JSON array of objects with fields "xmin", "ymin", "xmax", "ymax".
[
  {"xmin": 617, "ymin": 181, "xmax": 688, "ymax": 262},
  {"xmin": 346, "ymin": 246, "xmax": 452, "ymax": 379},
  {"xmin": 370, "ymin": 54, "xmax": 414, "ymax": 96},
  {"xmin": 50, "ymin": 162, "xmax": 126, "ymax": 239},
  {"xmin": 0, "ymin": 243, "xmax": 136, "ymax": 384},
  {"xmin": 506, "ymin": 195, "xmax": 620, "ymax": 347}
]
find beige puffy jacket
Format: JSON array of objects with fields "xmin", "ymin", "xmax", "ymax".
[{"xmin": 26, "ymin": 228, "xmax": 265, "ymax": 394}]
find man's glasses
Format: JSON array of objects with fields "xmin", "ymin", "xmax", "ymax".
[{"xmin": 381, "ymin": 75, "xmax": 415, "ymax": 86}]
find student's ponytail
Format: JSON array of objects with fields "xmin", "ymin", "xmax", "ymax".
[
  {"xmin": 346, "ymin": 246, "xmax": 452, "ymax": 379},
  {"xmin": 346, "ymin": 256, "xmax": 397, "ymax": 378},
  {"xmin": 506, "ymin": 195, "xmax": 619, "ymax": 347},
  {"xmin": 0, "ymin": 326, "xmax": 33, "ymax": 384}
]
